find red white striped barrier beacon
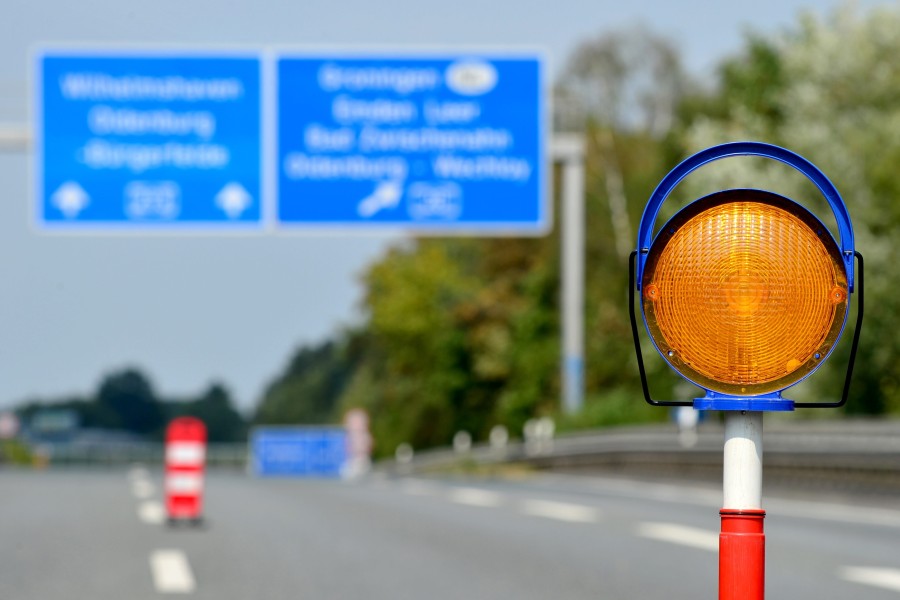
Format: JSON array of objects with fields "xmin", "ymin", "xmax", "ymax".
[{"xmin": 164, "ymin": 416, "xmax": 207, "ymax": 526}]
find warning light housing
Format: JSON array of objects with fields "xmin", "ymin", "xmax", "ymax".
[
  {"xmin": 642, "ymin": 189, "xmax": 847, "ymax": 396},
  {"xmin": 629, "ymin": 142, "xmax": 862, "ymax": 412}
]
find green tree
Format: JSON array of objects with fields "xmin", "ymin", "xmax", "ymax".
[
  {"xmin": 339, "ymin": 241, "xmax": 484, "ymax": 452},
  {"xmin": 95, "ymin": 368, "xmax": 165, "ymax": 435},
  {"xmin": 332, "ymin": 28, "xmax": 690, "ymax": 455},
  {"xmin": 554, "ymin": 27, "xmax": 694, "ymax": 424},
  {"xmin": 254, "ymin": 338, "xmax": 358, "ymax": 426},
  {"xmin": 172, "ymin": 383, "xmax": 247, "ymax": 443},
  {"xmin": 675, "ymin": 3, "xmax": 900, "ymax": 414}
]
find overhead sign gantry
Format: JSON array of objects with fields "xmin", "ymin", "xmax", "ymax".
[{"xmin": 34, "ymin": 49, "xmax": 544, "ymax": 234}]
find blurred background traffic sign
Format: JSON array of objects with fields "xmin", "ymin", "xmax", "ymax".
[
  {"xmin": 250, "ymin": 427, "xmax": 348, "ymax": 477},
  {"xmin": 35, "ymin": 50, "xmax": 263, "ymax": 230},
  {"xmin": 275, "ymin": 53, "xmax": 545, "ymax": 233}
]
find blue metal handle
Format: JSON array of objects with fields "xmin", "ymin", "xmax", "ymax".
[{"xmin": 635, "ymin": 141, "xmax": 855, "ymax": 290}]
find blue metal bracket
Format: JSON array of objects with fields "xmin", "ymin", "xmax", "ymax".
[
  {"xmin": 635, "ymin": 141, "xmax": 856, "ymax": 291},
  {"xmin": 693, "ymin": 392, "xmax": 794, "ymax": 412}
]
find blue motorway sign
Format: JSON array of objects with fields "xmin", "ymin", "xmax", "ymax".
[
  {"xmin": 276, "ymin": 54, "xmax": 545, "ymax": 232},
  {"xmin": 250, "ymin": 427, "xmax": 347, "ymax": 477},
  {"xmin": 35, "ymin": 50, "xmax": 262, "ymax": 229}
]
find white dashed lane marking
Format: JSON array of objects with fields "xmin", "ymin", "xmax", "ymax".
[
  {"xmin": 519, "ymin": 499, "xmax": 599, "ymax": 523},
  {"xmin": 150, "ymin": 549, "xmax": 196, "ymax": 594},
  {"xmin": 448, "ymin": 487, "xmax": 504, "ymax": 508},
  {"xmin": 128, "ymin": 466, "xmax": 150, "ymax": 482},
  {"xmin": 840, "ymin": 567, "xmax": 900, "ymax": 594},
  {"xmin": 636, "ymin": 522, "xmax": 719, "ymax": 552},
  {"xmin": 395, "ymin": 479, "xmax": 900, "ymax": 594},
  {"xmin": 131, "ymin": 479, "xmax": 155, "ymax": 499},
  {"xmin": 400, "ymin": 479, "xmax": 440, "ymax": 497},
  {"xmin": 137, "ymin": 500, "xmax": 166, "ymax": 525}
]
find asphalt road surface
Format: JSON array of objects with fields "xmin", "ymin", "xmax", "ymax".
[{"xmin": 1, "ymin": 468, "xmax": 899, "ymax": 599}]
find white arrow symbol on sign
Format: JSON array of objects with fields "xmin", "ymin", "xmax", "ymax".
[
  {"xmin": 215, "ymin": 182, "xmax": 252, "ymax": 219},
  {"xmin": 51, "ymin": 181, "xmax": 90, "ymax": 219},
  {"xmin": 358, "ymin": 180, "xmax": 403, "ymax": 218}
]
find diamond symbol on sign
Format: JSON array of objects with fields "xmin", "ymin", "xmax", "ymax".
[
  {"xmin": 51, "ymin": 181, "xmax": 90, "ymax": 219},
  {"xmin": 215, "ymin": 182, "xmax": 252, "ymax": 219}
]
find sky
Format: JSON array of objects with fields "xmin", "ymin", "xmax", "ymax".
[{"xmin": 0, "ymin": 0, "xmax": 891, "ymax": 411}]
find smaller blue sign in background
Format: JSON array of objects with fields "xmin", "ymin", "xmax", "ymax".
[
  {"xmin": 36, "ymin": 50, "xmax": 262, "ymax": 229},
  {"xmin": 250, "ymin": 427, "xmax": 348, "ymax": 477}
]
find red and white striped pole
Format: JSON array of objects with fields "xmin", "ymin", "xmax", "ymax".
[
  {"xmin": 720, "ymin": 411, "xmax": 765, "ymax": 600},
  {"xmin": 164, "ymin": 417, "xmax": 207, "ymax": 525}
]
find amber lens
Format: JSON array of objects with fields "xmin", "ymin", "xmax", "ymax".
[{"xmin": 642, "ymin": 190, "xmax": 849, "ymax": 396}]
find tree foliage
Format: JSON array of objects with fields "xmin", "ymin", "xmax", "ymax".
[
  {"xmin": 338, "ymin": 236, "xmax": 563, "ymax": 453},
  {"xmin": 254, "ymin": 338, "xmax": 361, "ymax": 426},
  {"xmin": 325, "ymin": 5, "xmax": 900, "ymax": 454},
  {"xmin": 326, "ymin": 29, "xmax": 693, "ymax": 456},
  {"xmin": 172, "ymin": 383, "xmax": 247, "ymax": 442},
  {"xmin": 95, "ymin": 369, "xmax": 164, "ymax": 434},
  {"xmin": 675, "ymin": 3, "xmax": 900, "ymax": 414},
  {"xmin": 17, "ymin": 368, "xmax": 248, "ymax": 442}
]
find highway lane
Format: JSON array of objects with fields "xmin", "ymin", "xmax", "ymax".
[
  {"xmin": 0, "ymin": 469, "xmax": 898, "ymax": 599},
  {"xmin": 0, "ymin": 470, "xmax": 157, "ymax": 599}
]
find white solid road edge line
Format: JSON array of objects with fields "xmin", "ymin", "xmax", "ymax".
[
  {"xmin": 840, "ymin": 566, "xmax": 900, "ymax": 593},
  {"xmin": 519, "ymin": 499, "xmax": 599, "ymax": 523},
  {"xmin": 636, "ymin": 522, "xmax": 719, "ymax": 552},
  {"xmin": 150, "ymin": 550, "xmax": 196, "ymax": 594}
]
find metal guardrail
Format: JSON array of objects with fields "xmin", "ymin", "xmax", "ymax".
[
  {"xmin": 382, "ymin": 420, "xmax": 900, "ymax": 494},
  {"xmin": 6, "ymin": 420, "xmax": 899, "ymax": 492},
  {"xmin": 13, "ymin": 442, "xmax": 248, "ymax": 470}
]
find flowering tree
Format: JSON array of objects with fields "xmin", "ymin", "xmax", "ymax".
[{"xmin": 678, "ymin": 4, "xmax": 900, "ymax": 412}]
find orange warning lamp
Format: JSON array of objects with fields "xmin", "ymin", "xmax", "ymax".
[{"xmin": 630, "ymin": 143, "xmax": 863, "ymax": 411}]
